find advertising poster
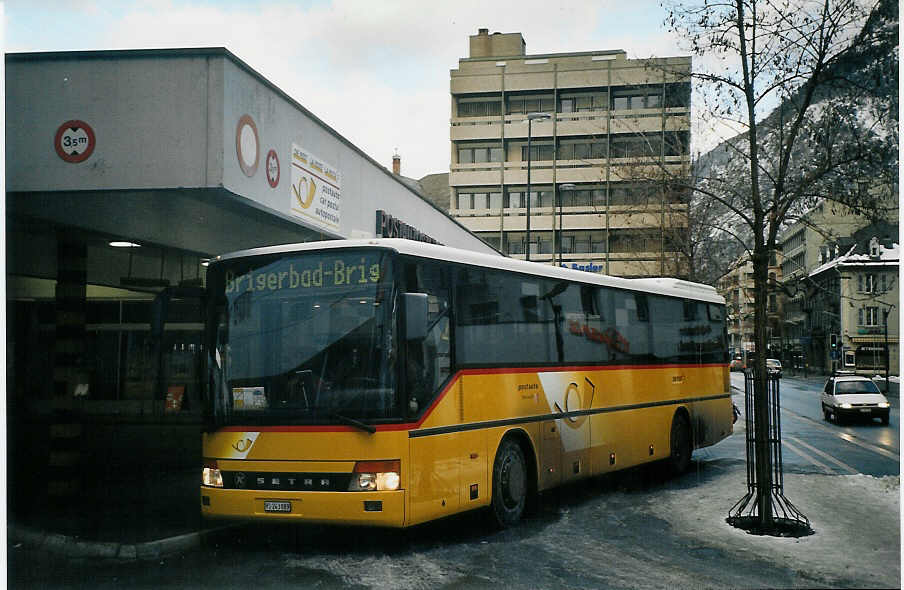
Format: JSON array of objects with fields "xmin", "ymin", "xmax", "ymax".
[{"xmin": 290, "ymin": 144, "xmax": 341, "ymax": 232}]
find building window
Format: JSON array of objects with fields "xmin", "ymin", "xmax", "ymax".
[
  {"xmin": 507, "ymin": 95, "xmax": 554, "ymax": 115},
  {"xmin": 664, "ymin": 83, "xmax": 690, "ymax": 108},
  {"xmin": 859, "ymin": 273, "xmax": 879, "ymax": 293},
  {"xmin": 557, "ymin": 140, "xmax": 607, "ymax": 161},
  {"xmin": 561, "ymin": 235, "xmax": 575, "ymax": 254},
  {"xmin": 458, "ymin": 191, "xmax": 502, "ymax": 210},
  {"xmin": 610, "ymin": 136, "xmax": 658, "ymax": 158},
  {"xmin": 457, "ymin": 99, "xmax": 502, "ymax": 117},
  {"xmin": 860, "ymin": 306, "xmax": 880, "ymax": 326},
  {"xmin": 558, "ymin": 92, "xmax": 607, "ymax": 113},
  {"xmin": 458, "ymin": 145, "xmax": 504, "ymax": 165},
  {"xmin": 521, "ymin": 144, "xmax": 555, "ymax": 161},
  {"xmin": 506, "ymin": 237, "xmax": 523, "ymax": 255},
  {"xmin": 506, "ymin": 188, "xmax": 552, "ymax": 208},
  {"xmin": 611, "ymin": 86, "xmax": 667, "ymax": 111},
  {"xmin": 591, "ymin": 235, "xmax": 608, "ymax": 253}
]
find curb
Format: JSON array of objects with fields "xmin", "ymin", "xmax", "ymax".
[{"xmin": 8, "ymin": 522, "xmax": 243, "ymax": 560}]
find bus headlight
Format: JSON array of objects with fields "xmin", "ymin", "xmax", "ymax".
[
  {"xmin": 349, "ymin": 460, "xmax": 401, "ymax": 491},
  {"xmin": 202, "ymin": 461, "xmax": 224, "ymax": 488},
  {"xmin": 840, "ymin": 403, "xmax": 852, "ymax": 409},
  {"xmin": 878, "ymin": 402, "xmax": 890, "ymax": 408}
]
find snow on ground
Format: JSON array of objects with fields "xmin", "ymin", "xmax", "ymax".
[{"xmin": 649, "ymin": 467, "xmax": 901, "ymax": 588}]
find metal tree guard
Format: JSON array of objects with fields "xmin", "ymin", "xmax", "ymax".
[{"xmin": 727, "ymin": 370, "xmax": 813, "ymax": 536}]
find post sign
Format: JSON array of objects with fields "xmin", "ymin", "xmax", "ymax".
[
  {"xmin": 290, "ymin": 144, "xmax": 341, "ymax": 232},
  {"xmin": 54, "ymin": 120, "xmax": 95, "ymax": 163}
]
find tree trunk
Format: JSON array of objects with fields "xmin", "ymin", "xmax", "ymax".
[{"xmin": 752, "ymin": 244, "xmax": 773, "ymax": 525}]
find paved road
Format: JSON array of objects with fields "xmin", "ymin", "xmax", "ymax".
[
  {"xmin": 9, "ymin": 375, "xmax": 898, "ymax": 589},
  {"xmin": 724, "ymin": 373, "xmax": 899, "ymax": 478}
]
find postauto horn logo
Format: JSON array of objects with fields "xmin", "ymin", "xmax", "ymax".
[{"xmin": 293, "ymin": 175, "xmax": 317, "ymax": 209}]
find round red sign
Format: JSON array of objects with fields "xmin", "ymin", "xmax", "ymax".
[
  {"xmin": 54, "ymin": 120, "xmax": 96, "ymax": 163},
  {"xmin": 266, "ymin": 149, "xmax": 280, "ymax": 188},
  {"xmin": 235, "ymin": 114, "xmax": 259, "ymax": 177}
]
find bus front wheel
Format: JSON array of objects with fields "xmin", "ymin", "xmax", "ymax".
[{"xmin": 491, "ymin": 438, "xmax": 527, "ymax": 528}]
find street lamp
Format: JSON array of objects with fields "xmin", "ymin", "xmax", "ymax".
[
  {"xmin": 557, "ymin": 183, "xmax": 576, "ymax": 266},
  {"xmin": 524, "ymin": 112, "xmax": 550, "ymax": 261},
  {"xmin": 882, "ymin": 306, "xmax": 893, "ymax": 391}
]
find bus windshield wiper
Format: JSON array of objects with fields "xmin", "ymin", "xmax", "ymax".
[{"xmin": 330, "ymin": 413, "xmax": 376, "ymax": 434}]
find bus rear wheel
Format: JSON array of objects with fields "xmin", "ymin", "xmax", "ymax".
[
  {"xmin": 491, "ymin": 438, "xmax": 527, "ymax": 528},
  {"xmin": 668, "ymin": 412, "xmax": 692, "ymax": 475}
]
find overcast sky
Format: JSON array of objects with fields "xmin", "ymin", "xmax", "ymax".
[{"xmin": 3, "ymin": 0, "xmax": 720, "ymax": 179}]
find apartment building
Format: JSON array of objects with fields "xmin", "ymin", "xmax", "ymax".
[
  {"xmin": 807, "ymin": 238, "xmax": 899, "ymax": 376},
  {"xmin": 779, "ymin": 200, "xmax": 898, "ymax": 372},
  {"xmin": 448, "ymin": 29, "xmax": 691, "ymax": 277}
]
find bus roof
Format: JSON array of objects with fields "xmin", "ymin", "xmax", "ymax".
[{"xmin": 213, "ymin": 238, "xmax": 725, "ymax": 304}]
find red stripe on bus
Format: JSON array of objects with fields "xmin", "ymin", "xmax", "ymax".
[{"xmin": 219, "ymin": 362, "xmax": 728, "ymax": 433}]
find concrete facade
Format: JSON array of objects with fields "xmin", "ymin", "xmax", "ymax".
[
  {"xmin": 5, "ymin": 48, "xmax": 494, "ymax": 506},
  {"xmin": 448, "ymin": 29, "xmax": 691, "ymax": 277}
]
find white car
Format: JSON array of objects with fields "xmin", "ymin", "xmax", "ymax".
[{"xmin": 821, "ymin": 374, "xmax": 891, "ymax": 425}]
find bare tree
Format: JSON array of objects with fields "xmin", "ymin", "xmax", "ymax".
[{"xmin": 661, "ymin": 0, "xmax": 898, "ymax": 527}]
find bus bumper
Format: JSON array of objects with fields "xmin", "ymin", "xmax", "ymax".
[{"xmin": 200, "ymin": 487, "xmax": 406, "ymax": 527}]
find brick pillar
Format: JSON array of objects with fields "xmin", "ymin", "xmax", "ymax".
[{"xmin": 49, "ymin": 237, "xmax": 87, "ymax": 500}]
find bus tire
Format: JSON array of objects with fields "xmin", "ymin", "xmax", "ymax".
[
  {"xmin": 491, "ymin": 437, "xmax": 527, "ymax": 528},
  {"xmin": 668, "ymin": 412, "xmax": 692, "ymax": 475}
]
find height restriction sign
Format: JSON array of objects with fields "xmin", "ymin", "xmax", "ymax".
[{"xmin": 54, "ymin": 120, "xmax": 96, "ymax": 163}]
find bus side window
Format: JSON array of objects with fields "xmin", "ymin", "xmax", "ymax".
[{"xmin": 405, "ymin": 261, "xmax": 452, "ymax": 414}]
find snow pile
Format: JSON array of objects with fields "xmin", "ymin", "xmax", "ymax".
[{"xmin": 650, "ymin": 469, "xmax": 900, "ymax": 588}]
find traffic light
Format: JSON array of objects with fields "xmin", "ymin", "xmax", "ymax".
[{"xmin": 830, "ymin": 334, "xmax": 838, "ymax": 349}]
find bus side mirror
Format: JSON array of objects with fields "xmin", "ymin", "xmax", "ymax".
[{"xmin": 404, "ymin": 293, "xmax": 429, "ymax": 341}]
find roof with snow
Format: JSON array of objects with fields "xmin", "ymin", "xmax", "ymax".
[{"xmin": 809, "ymin": 240, "xmax": 899, "ymax": 277}]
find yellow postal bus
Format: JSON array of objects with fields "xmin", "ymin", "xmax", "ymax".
[{"xmin": 201, "ymin": 239, "xmax": 732, "ymax": 527}]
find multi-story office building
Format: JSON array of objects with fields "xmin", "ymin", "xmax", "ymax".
[{"xmin": 448, "ymin": 29, "xmax": 692, "ymax": 277}]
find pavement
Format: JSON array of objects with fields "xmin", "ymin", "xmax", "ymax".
[
  {"xmin": 7, "ymin": 464, "xmax": 238, "ymax": 560},
  {"xmin": 6, "ymin": 373, "xmax": 897, "ymax": 563}
]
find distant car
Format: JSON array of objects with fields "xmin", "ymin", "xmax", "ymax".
[
  {"xmin": 821, "ymin": 374, "xmax": 890, "ymax": 425},
  {"xmin": 730, "ymin": 358, "xmax": 744, "ymax": 372},
  {"xmin": 766, "ymin": 358, "xmax": 782, "ymax": 379}
]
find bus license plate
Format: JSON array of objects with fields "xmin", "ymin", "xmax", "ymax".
[
  {"xmin": 860, "ymin": 408, "xmax": 871, "ymax": 413},
  {"xmin": 264, "ymin": 501, "xmax": 291, "ymax": 513}
]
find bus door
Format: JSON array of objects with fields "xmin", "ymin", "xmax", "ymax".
[{"xmin": 404, "ymin": 262, "xmax": 485, "ymax": 523}]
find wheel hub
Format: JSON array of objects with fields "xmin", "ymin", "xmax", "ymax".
[{"xmin": 502, "ymin": 456, "xmax": 525, "ymax": 507}]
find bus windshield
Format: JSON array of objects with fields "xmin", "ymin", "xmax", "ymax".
[{"xmin": 205, "ymin": 249, "xmax": 398, "ymax": 426}]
